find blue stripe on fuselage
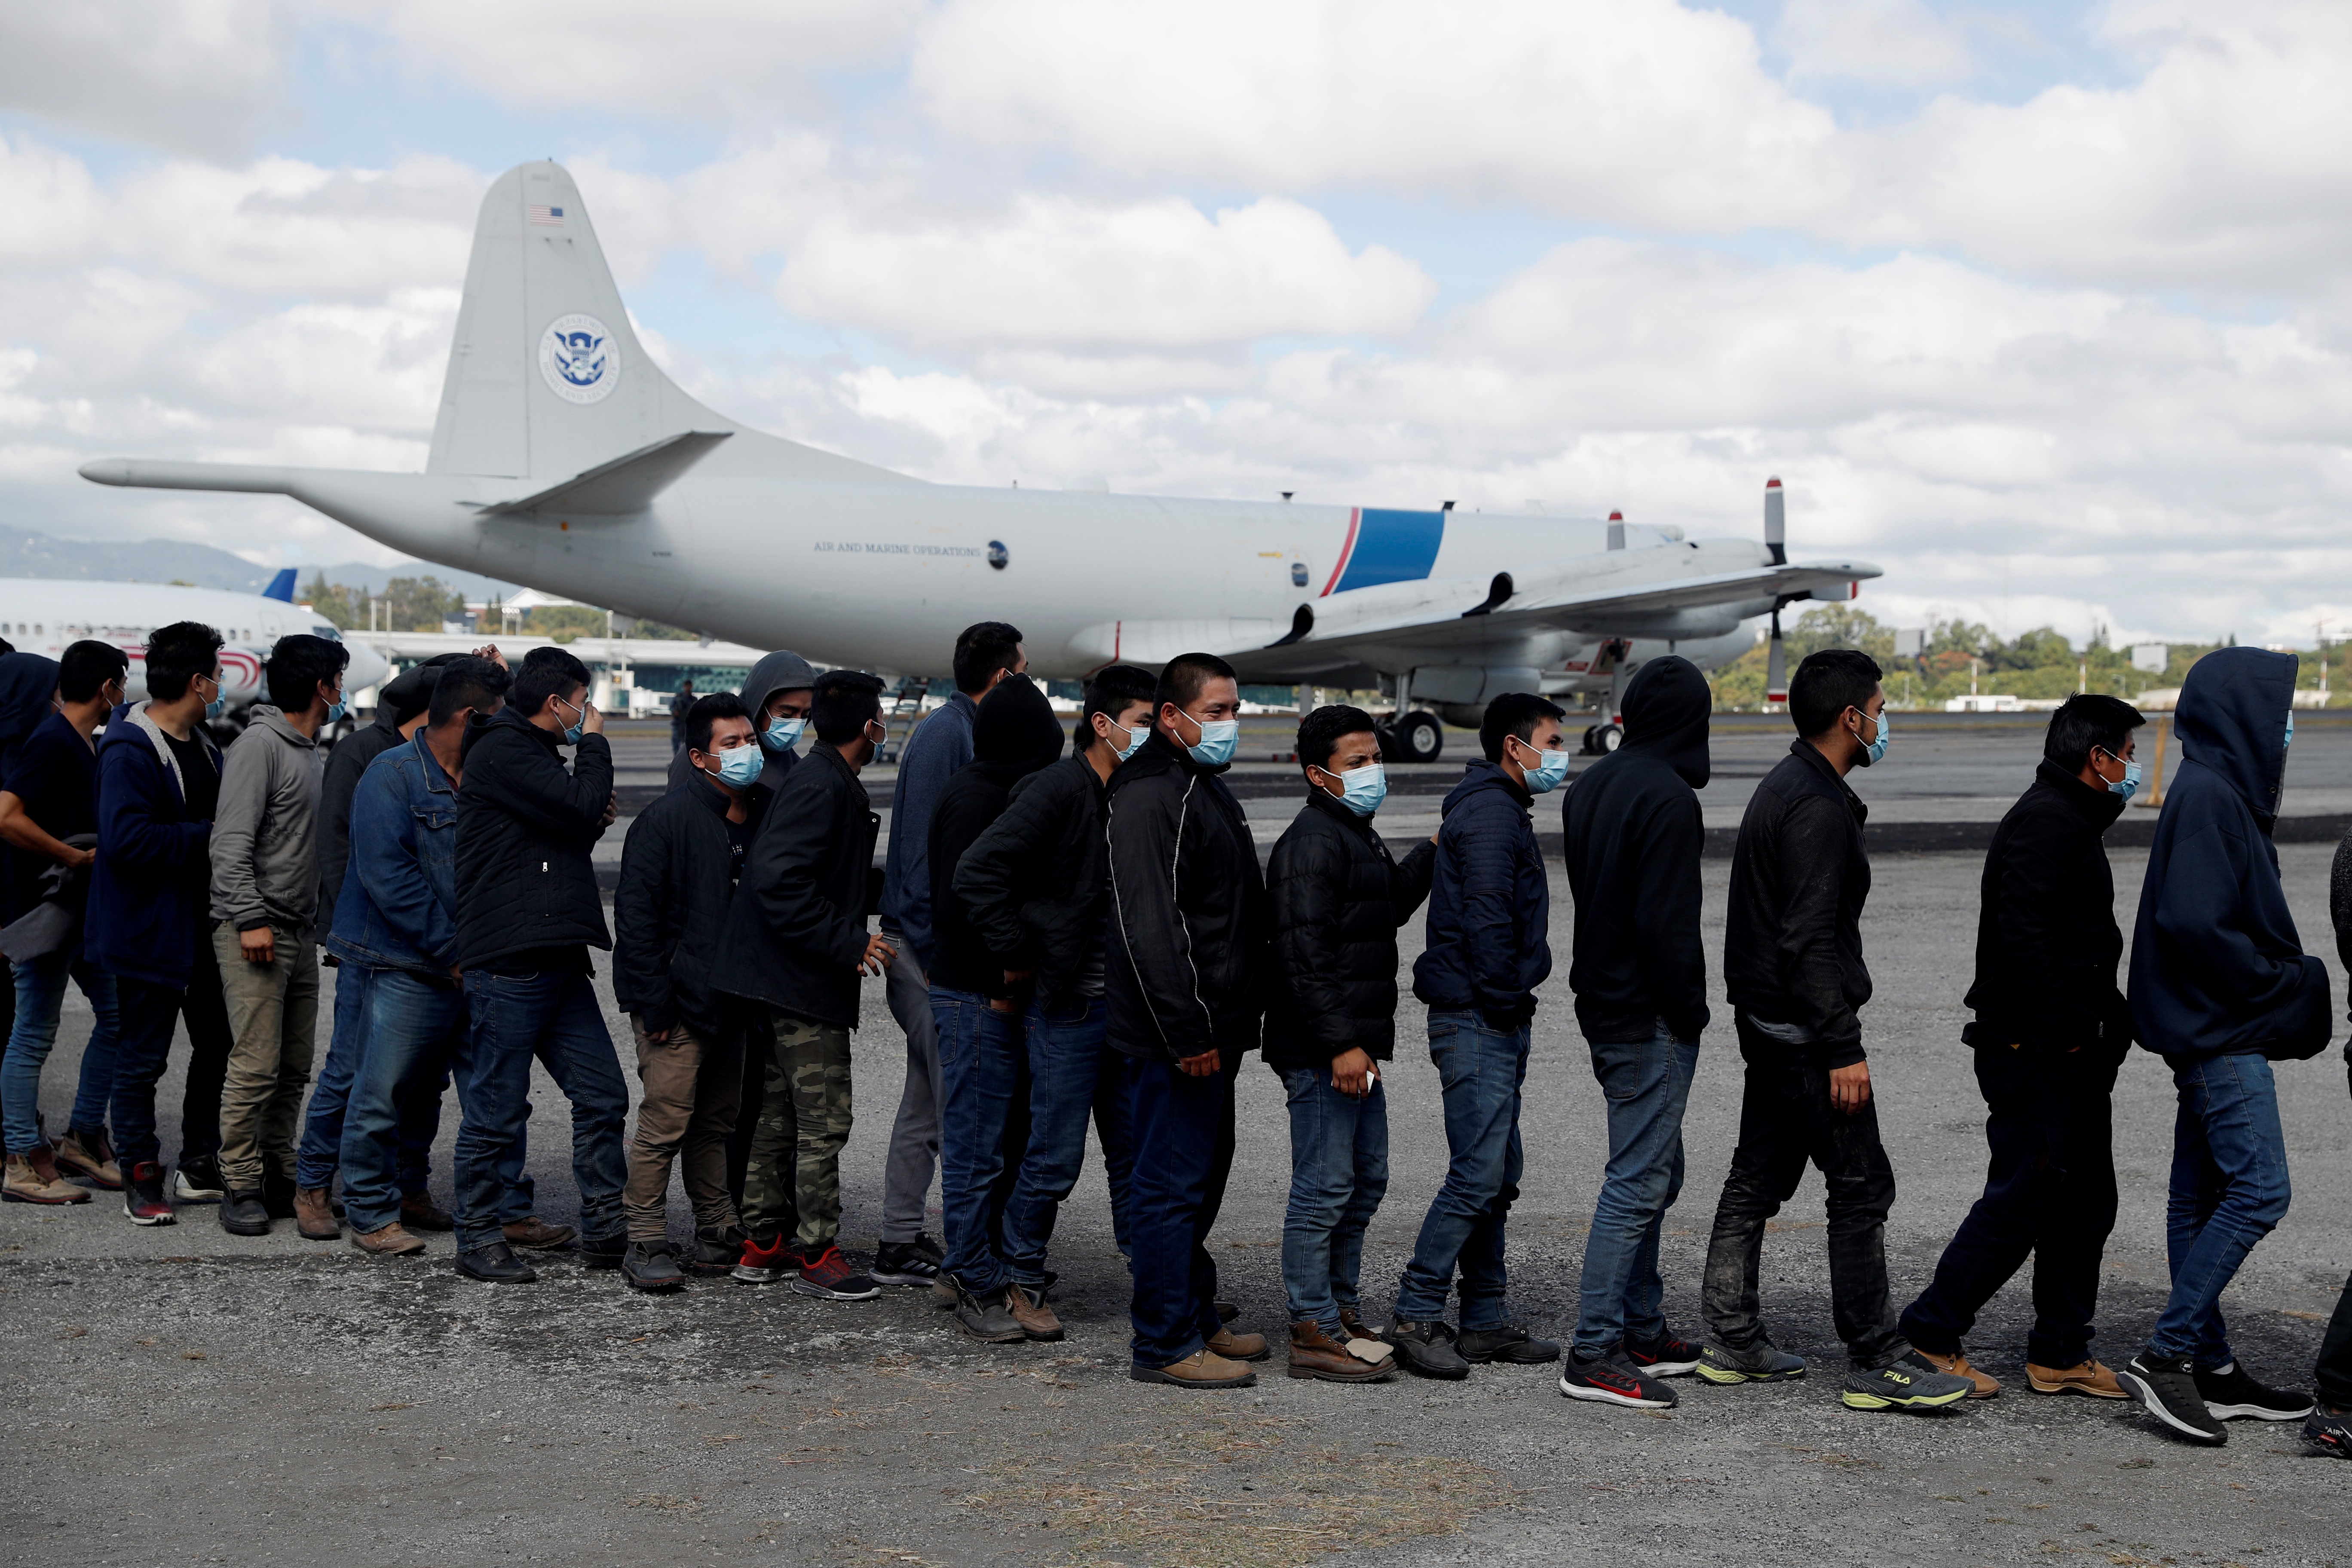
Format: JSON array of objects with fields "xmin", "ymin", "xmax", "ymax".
[{"xmin": 1332, "ymin": 508, "xmax": 1446, "ymax": 593}]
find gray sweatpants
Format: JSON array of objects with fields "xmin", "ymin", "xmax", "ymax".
[{"xmin": 880, "ymin": 931, "xmax": 943, "ymax": 1244}]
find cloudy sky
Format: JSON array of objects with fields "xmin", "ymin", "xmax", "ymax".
[{"xmin": 3, "ymin": 0, "xmax": 2347, "ymax": 646}]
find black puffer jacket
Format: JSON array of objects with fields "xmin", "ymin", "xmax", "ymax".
[
  {"xmin": 1722, "ymin": 738, "xmax": 1871, "ymax": 1067},
  {"xmin": 1562, "ymin": 655, "xmax": 1712, "ymax": 1045},
  {"xmin": 1264, "ymin": 788, "xmax": 1436, "ymax": 1069},
  {"xmin": 454, "ymin": 706, "xmax": 614, "ymax": 968},
  {"xmin": 1411, "ymin": 760, "xmax": 1550, "ymax": 1026},
  {"xmin": 615, "ymin": 773, "xmax": 767, "ymax": 1038},
  {"xmin": 952, "ymin": 751, "xmax": 1107, "ymax": 1012},
  {"xmin": 716, "ymin": 743, "xmax": 879, "ymax": 1029},
  {"xmin": 1963, "ymin": 759, "xmax": 2132, "ymax": 1057},
  {"xmin": 1104, "ymin": 730, "xmax": 1268, "ymax": 1062},
  {"xmin": 928, "ymin": 677, "xmax": 1066, "ymax": 998}
]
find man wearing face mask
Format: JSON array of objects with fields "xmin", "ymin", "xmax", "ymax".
[
  {"xmin": 1390, "ymin": 692, "xmax": 1568, "ymax": 1378},
  {"xmin": 1703, "ymin": 648, "xmax": 1972, "ymax": 1413},
  {"xmin": 1264, "ymin": 704, "xmax": 1435, "ymax": 1383},
  {"xmin": 614, "ymin": 692, "xmax": 769, "ymax": 1291},
  {"xmin": 1896, "ymin": 694, "xmax": 2144, "ymax": 1402},
  {"xmin": 1106, "ymin": 652, "xmax": 1272, "ymax": 1387}
]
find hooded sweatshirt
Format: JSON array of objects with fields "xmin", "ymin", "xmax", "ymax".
[
  {"xmin": 2128, "ymin": 647, "xmax": 2331, "ymax": 1062},
  {"xmin": 1561, "ymin": 655, "xmax": 1712, "ymax": 1045},
  {"xmin": 926, "ymin": 675, "xmax": 1065, "ymax": 997},
  {"xmin": 210, "ymin": 703, "xmax": 325, "ymax": 933},
  {"xmin": 88, "ymin": 700, "xmax": 220, "ymax": 989},
  {"xmin": 662, "ymin": 649, "xmax": 818, "ymax": 795}
]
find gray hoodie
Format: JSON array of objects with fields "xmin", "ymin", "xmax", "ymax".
[
  {"xmin": 209, "ymin": 704, "xmax": 325, "ymax": 932},
  {"xmin": 662, "ymin": 649, "xmax": 819, "ymax": 794}
]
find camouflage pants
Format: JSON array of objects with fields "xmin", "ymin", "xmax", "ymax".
[{"xmin": 741, "ymin": 1011, "xmax": 853, "ymax": 1252}]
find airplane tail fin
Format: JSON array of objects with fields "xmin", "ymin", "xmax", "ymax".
[
  {"xmin": 428, "ymin": 161, "xmax": 913, "ymax": 488},
  {"xmin": 262, "ymin": 567, "xmax": 297, "ymax": 602}
]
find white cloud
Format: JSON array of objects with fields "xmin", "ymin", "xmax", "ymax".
[
  {"xmin": 1775, "ymin": 0, "xmax": 1973, "ymax": 87},
  {"xmin": 0, "ymin": 1, "xmax": 286, "ymax": 156}
]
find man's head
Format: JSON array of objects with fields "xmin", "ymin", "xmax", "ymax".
[
  {"xmin": 1155, "ymin": 652, "xmax": 1241, "ymax": 754},
  {"xmin": 686, "ymin": 691, "xmax": 756, "ymax": 778},
  {"xmin": 426, "ymin": 656, "xmax": 509, "ymax": 732},
  {"xmin": 952, "ymin": 622, "xmax": 1026, "ymax": 697},
  {"xmin": 58, "ymin": 640, "xmax": 129, "ymax": 708},
  {"xmin": 1790, "ymin": 648, "xmax": 1885, "ymax": 763},
  {"xmin": 1298, "ymin": 704, "xmax": 1381, "ymax": 797},
  {"xmin": 1479, "ymin": 692, "xmax": 1567, "ymax": 766},
  {"xmin": 144, "ymin": 621, "xmax": 225, "ymax": 705},
  {"xmin": 810, "ymin": 669, "xmax": 887, "ymax": 751},
  {"xmin": 264, "ymin": 633, "xmax": 349, "ymax": 717},
  {"xmin": 512, "ymin": 646, "xmax": 591, "ymax": 726},
  {"xmin": 680, "ymin": 678, "xmax": 694, "ymax": 695},
  {"xmin": 2047, "ymin": 692, "xmax": 2144, "ymax": 788},
  {"xmin": 1080, "ymin": 663, "xmax": 1157, "ymax": 755}
]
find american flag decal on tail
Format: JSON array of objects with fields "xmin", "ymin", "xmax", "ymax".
[{"xmin": 527, "ymin": 205, "xmax": 565, "ymax": 226}]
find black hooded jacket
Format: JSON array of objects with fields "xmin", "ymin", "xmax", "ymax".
[
  {"xmin": 1722, "ymin": 738, "xmax": 1872, "ymax": 1066},
  {"xmin": 453, "ymin": 705, "xmax": 614, "ymax": 969},
  {"xmin": 927, "ymin": 677, "xmax": 1066, "ymax": 998},
  {"xmin": 953, "ymin": 747, "xmax": 1110, "ymax": 1014},
  {"xmin": 716, "ymin": 741, "xmax": 878, "ymax": 1029},
  {"xmin": 1562, "ymin": 656, "xmax": 1712, "ymax": 1045},
  {"xmin": 1264, "ymin": 786, "xmax": 1436, "ymax": 1069},
  {"xmin": 2129, "ymin": 648, "xmax": 2331, "ymax": 1061},
  {"xmin": 614, "ymin": 771, "xmax": 768, "ymax": 1039},
  {"xmin": 1962, "ymin": 759, "xmax": 2133, "ymax": 1057}
]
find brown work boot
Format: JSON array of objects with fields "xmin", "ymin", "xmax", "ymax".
[
  {"xmin": 1207, "ymin": 1324, "xmax": 1271, "ymax": 1363},
  {"xmin": 1287, "ymin": 1320, "xmax": 1398, "ymax": 1383},
  {"xmin": 4, "ymin": 1148, "xmax": 91, "ymax": 1206},
  {"xmin": 1338, "ymin": 1307, "xmax": 1371, "ymax": 1341},
  {"xmin": 401, "ymin": 1191, "xmax": 455, "ymax": 1231},
  {"xmin": 1005, "ymin": 1281, "xmax": 1066, "ymax": 1342},
  {"xmin": 1916, "ymin": 1348, "xmax": 2000, "ymax": 1398},
  {"xmin": 503, "ymin": 1216, "xmax": 578, "ymax": 1250},
  {"xmin": 294, "ymin": 1185, "xmax": 341, "ymax": 1241},
  {"xmin": 2027, "ymin": 1358, "xmax": 2127, "ymax": 1399},
  {"xmin": 1130, "ymin": 1349, "xmax": 1257, "ymax": 1389},
  {"xmin": 351, "ymin": 1221, "xmax": 428, "ymax": 1257},
  {"xmin": 53, "ymin": 1128, "xmax": 122, "ymax": 1190}
]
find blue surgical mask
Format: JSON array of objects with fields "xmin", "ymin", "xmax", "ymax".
[
  {"xmin": 1322, "ymin": 762, "xmax": 1387, "ymax": 817},
  {"xmin": 2284, "ymin": 710, "xmax": 2294, "ymax": 750},
  {"xmin": 1515, "ymin": 739, "xmax": 1571, "ymax": 794},
  {"xmin": 707, "ymin": 744, "xmax": 764, "ymax": 788},
  {"xmin": 763, "ymin": 716, "xmax": 805, "ymax": 753},
  {"xmin": 2106, "ymin": 757, "xmax": 2142, "ymax": 801},
  {"xmin": 1185, "ymin": 714, "xmax": 1240, "ymax": 768},
  {"xmin": 325, "ymin": 699, "xmax": 346, "ymax": 725},
  {"xmin": 1859, "ymin": 707, "xmax": 1890, "ymax": 767},
  {"xmin": 205, "ymin": 695, "xmax": 226, "ymax": 721},
  {"xmin": 556, "ymin": 695, "xmax": 585, "ymax": 745},
  {"xmin": 1106, "ymin": 717, "xmax": 1148, "ymax": 763}
]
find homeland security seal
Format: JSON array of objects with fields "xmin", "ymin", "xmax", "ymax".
[{"xmin": 539, "ymin": 313, "xmax": 621, "ymax": 405}]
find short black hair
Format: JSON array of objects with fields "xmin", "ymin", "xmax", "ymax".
[
  {"xmin": 952, "ymin": 622, "xmax": 1025, "ymax": 695},
  {"xmin": 427, "ymin": 656, "xmax": 510, "ymax": 729},
  {"xmin": 1480, "ymin": 692, "xmax": 1566, "ymax": 762},
  {"xmin": 1080, "ymin": 664, "xmax": 1157, "ymax": 753},
  {"xmin": 687, "ymin": 691, "xmax": 751, "ymax": 755},
  {"xmin": 2045, "ymin": 693, "xmax": 2144, "ymax": 774},
  {"xmin": 1790, "ymin": 649, "xmax": 1884, "ymax": 738},
  {"xmin": 1156, "ymin": 652, "xmax": 1237, "ymax": 713},
  {"xmin": 511, "ymin": 646, "xmax": 591, "ymax": 719},
  {"xmin": 59, "ymin": 639, "xmax": 129, "ymax": 704},
  {"xmin": 811, "ymin": 670, "xmax": 886, "ymax": 745},
  {"xmin": 144, "ymin": 621, "xmax": 224, "ymax": 703},
  {"xmin": 264, "ymin": 633, "xmax": 349, "ymax": 712},
  {"xmin": 1298, "ymin": 704, "xmax": 1379, "ymax": 771}
]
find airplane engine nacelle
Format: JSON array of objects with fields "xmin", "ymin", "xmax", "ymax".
[
  {"xmin": 1409, "ymin": 664, "xmax": 1542, "ymax": 709},
  {"xmin": 1561, "ymin": 606, "xmax": 1754, "ymax": 641}
]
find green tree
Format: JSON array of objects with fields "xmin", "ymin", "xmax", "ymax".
[
  {"xmin": 382, "ymin": 576, "xmax": 465, "ymax": 631},
  {"xmin": 302, "ymin": 573, "xmax": 364, "ymax": 631}
]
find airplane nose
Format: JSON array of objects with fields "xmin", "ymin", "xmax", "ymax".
[{"xmin": 346, "ymin": 640, "xmax": 391, "ymax": 694}]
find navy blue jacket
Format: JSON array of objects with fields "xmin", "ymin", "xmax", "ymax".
[
  {"xmin": 879, "ymin": 690, "xmax": 978, "ymax": 971},
  {"xmin": 327, "ymin": 731, "xmax": 459, "ymax": 979},
  {"xmin": 2129, "ymin": 648, "xmax": 2331, "ymax": 1061},
  {"xmin": 1412, "ymin": 760, "xmax": 1550, "ymax": 1026},
  {"xmin": 88, "ymin": 702, "xmax": 219, "ymax": 989}
]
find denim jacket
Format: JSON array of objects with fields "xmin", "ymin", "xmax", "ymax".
[{"xmin": 326, "ymin": 731, "xmax": 459, "ymax": 977}]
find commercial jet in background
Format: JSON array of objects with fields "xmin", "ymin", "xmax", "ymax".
[
  {"xmin": 81, "ymin": 161, "xmax": 1874, "ymax": 762},
  {"xmin": 0, "ymin": 570, "xmax": 389, "ymax": 739}
]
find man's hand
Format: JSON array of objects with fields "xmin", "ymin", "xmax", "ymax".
[
  {"xmin": 858, "ymin": 932, "xmax": 898, "ymax": 976},
  {"xmin": 582, "ymin": 699, "xmax": 606, "ymax": 736},
  {"xmin": 989, "ymin": 969, "xmax": 1035, "ymax": 1015},
  {"xmin": 601, "ymin": 792, "xmax": 619, "ymax": 827},
  {"xmin": 1331, "ymin": 1047, "xmax": 1374, "ymax": 1098},
  {"xmin": 239, "ymin": 925, "xmax": 276, "ymax": 966},
  {"xmin": 1828, "ymin": 1060, "xmax": 1872, "ymax": 1115},
  {"xmin": 1177, "ymin": 1048, "xmax": 1221, "ymax": 1078},
  {"xmin": 470, "ymin": 643, "xmax": 508, "ymax": 671},
  {"xmin": 68, "ymin": 845, "xmax": 96, "ymax": 870}
]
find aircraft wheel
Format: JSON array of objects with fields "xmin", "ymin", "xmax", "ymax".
[
  {"xmin": 1580, "ymin": 724, "xmax": 1600, "ymax": 755},
  {"xmin": 1394, "ymin": 710, "xmax": 1443, "ymax": 764},
  {"xmin": 1596, "ymin": 723, "xmax": 1623, "ymax": 753}
]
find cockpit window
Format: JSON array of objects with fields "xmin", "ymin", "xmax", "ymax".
[{"xmin": 313, "ymin": 625, "xmax": 343, "ymax": 642}]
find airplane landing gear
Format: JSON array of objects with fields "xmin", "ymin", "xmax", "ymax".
[
  {"xmin": 1390, "ymin": 710, "xmax": 1443, "ymax": 764},
  {"xmin": 1581, "ymin": 723, "xmax": 1622, "ymax": 755}
]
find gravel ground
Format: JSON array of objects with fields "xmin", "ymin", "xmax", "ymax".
[{"xmin": 3, "ymin": 844, "xmax": 2348, "ymax": 1568}]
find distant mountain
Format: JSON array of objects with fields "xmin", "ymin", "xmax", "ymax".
[{"xmin": 0, "ymin": 525, "xmax": 525, "ymax": 603}]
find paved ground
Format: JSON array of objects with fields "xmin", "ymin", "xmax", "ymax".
[{"xmin": 4, "ymin": 836, "xmax": 2349, "ymax": 1567}]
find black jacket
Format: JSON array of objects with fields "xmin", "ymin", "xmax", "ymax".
[
  {"xmin": 1722, "ymin": 739, "xmax": 1871, "ymax": 1066},
  {"xmin": 1411, "ymin": 760, "xmax": 1550, "ymax": 1026},
  {"xmin": 614, "ymin": 773, "xmax": 767, "ymax": 1038},
  {"xmin": 716, "ymin": 743, "xmax": 879, "ymax": 1029},
  {"xmin": 953, "ymin": 750, "xmax": 1108, "ymax": 1012},
  {"xmin": 927, "ymin": 677, "xmax": 1066, "ymax": 998},
  {"xmin": 2129, "ymin": 648, "xmax": 2330, "ymax": 1061},
  {"xmin": 1561, "ymin": 656, "xmax": 1712, "ymax": 1045},
  {"xmin": 1104, "ymin": 730, "xmax": 1268, "ymax": 1062},
  {"xmin": 453, "ymin": 707, "xmax": 613, "ymax": 968},
  {"xmin": 1264, "ymin": 788, "xmax": 1436, "ymax": 1069},
  {"xmin": 317, "ymin": 713, "xmax": 404, "ymax": 918},
  {"xmin": 1962, "ymin": 759, "xmax": 2132, "ymax": 1057}
]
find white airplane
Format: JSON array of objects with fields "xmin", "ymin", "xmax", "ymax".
[
  {"xmin": 0, "ymin": 571, "xmax": 389, "ymax": 735},
  {"xmin": 80, "ymin": 161, "xmax": 1875, "ymax": 762}
]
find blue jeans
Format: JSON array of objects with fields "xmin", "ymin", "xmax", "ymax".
[
  {"xmin": 1573, "ymin": 1027, "xmax": 1699, "ymax": 1360},
  {"xmin": 2150, "ymin": 1052, "xmax": 2292, "ymax": 1365},
  {"xmin": 3, "ymin": 957, "xmax": 120, "ymax": 1154},
  {"xmin": 1001, "ymin": 996, "xmax": 1110, "ymax": 1283},
  {"xmin": 342, "ymin": 968, "xmax": 531, "ymax": 1234},
  {"xmin": 1278, "ymin": 1065, "xmax": 1389, "ymax": 1336},
  {"xmin": 454, "ymin": 969, "xmax": 627, "ymax": 1253},
  {"xmin": 934, "ymin": 987, "xmax": 1025, "ymax": 1295},
  {"xmin": 1123, "ymin": 1048, "xmax": 1239, "ymax": 1365},
  {"xmin": 1395, "ymin": 1011, "xmax": 1528, "ymax": 1330},
  {"xmin": 299, "ymin": 966, "xmax": 449, "ymax": 1196}
]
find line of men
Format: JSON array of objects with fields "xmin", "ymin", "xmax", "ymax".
[{"xmin": 2, "ymin": 618, "xmax": 2347, "ymax": 1456}]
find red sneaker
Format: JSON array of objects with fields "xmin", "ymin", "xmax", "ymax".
[
  {"xmin": 730, "ymin": 1232, "xmax": 797, "ymax": 1284},
  {"xmin": 792, "ymin": 1244, "xmax": 880, "ymax": 1301},
  {"xmin": 122, "ymin": 1161, "xmax": 175, "ymax": 1226}
]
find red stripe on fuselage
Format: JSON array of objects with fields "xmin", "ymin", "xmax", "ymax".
[{"xmin": 1320, "ymin": 508, "xmax": 1361, "ymax": 597}]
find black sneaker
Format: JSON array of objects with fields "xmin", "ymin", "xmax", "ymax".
[
  {"xmin": 123, "ymin": 1161, "xmax": 176, "ymax": 1226},
  {"xmin": 1695, "ymin": 1338, "xmax": 1807, "ymax": 1384},
  {"xmin": 172, "ymin": 1154, "xmax": 224, "ymax": 1204},
  {"xmin": 872, "ymin": 1239, "xmax": 943, "ymax": 1287},
  {"xmin": 1384, "ymin": 1320, "xmax": 1472, "ymax": 1380},
  {"xmin": 792, "ymin": 1244, "xmax": 881, "ymax": 1301},
  {"xmin": 219, "ymin": 1188, "xmax": 270, "ymax": 1237},
  {"xmin": 1625, "ymin": 1332, "xmax": 1704, "ymax": 1378},
  {"xmin": 688, "ymin": 1225, "xmax": 746, "ymax": 1276},
  {"xmin": 456, "ymin": 1241, "xmax": 539, "ymax": 1284},
  {"xmin": 1455, "ymin": 1323, "xmax": 1561, "ymax": 1365},
  {"xmin": 1841, "ymin": 1353, "xmax": 1975, "ymax": 1411},
  {"xmin": 2196, "ymin": 1362, "xmax": 2315, "ymax": 1421},
  {"xmin": 955, "ymin": 1284, "xmax": 1026, "ymax": 1344},
  {"xmin": 2304, "ymin": 1404, "xmax": 2352, "ymax": 1460},
  {"xmin": 622, "ymin": 1241, "xmax": 687, "ymax": 1292},
  {"xmin": 2119, "ymin": 1352, "xmax": 2226, "ymax": 1445},
  {"xmin": 1559, "ymin": 1351, "xmax": 1676, "ymax": 1409}
]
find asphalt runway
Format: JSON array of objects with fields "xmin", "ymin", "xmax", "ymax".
[{"xmin": 5, "ymin": 833, "xmax": 2349, "ymax": 1566}]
